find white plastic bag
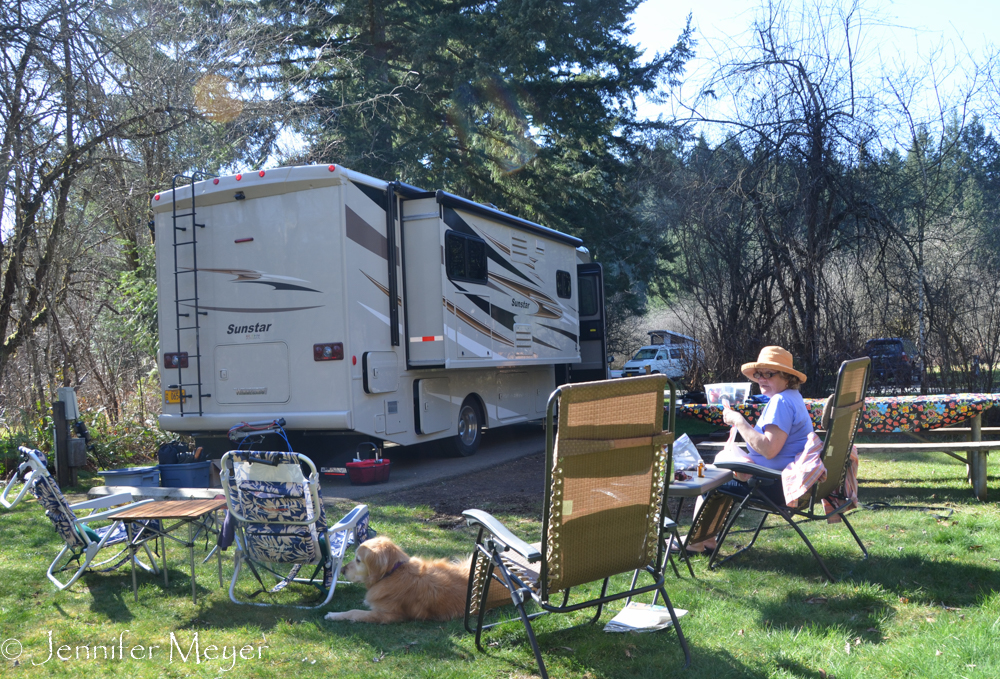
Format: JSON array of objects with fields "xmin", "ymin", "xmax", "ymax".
[{"xmin": 672, "ymin": 433, "xmax": 703, "ymax": 471}]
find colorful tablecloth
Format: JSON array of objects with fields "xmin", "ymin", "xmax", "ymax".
[{"xmin": 677, "ymin": 393, "xmax": 999, "ymax": 433}]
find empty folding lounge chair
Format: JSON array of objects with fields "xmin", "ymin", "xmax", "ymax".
[
  {"xmin": 221, "ymin": 450, "xmax": 371, "ymax": 608},
  {"xmin": 8, "ymin": 447, "xmax": 161, "ymax": 590},
  {"xmin": 2, "ymin": 446, "xmax": 50, "ymax": 509},
  {"xmin": 708, "ymin": 357, "xmax": 871, "ymax": 580},
  {"xmin": 464, "ymin": 375, "xmax": 690, "ymax": 678}
]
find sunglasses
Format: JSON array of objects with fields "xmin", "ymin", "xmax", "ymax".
[{"xmin": 752, "ymin": 370, "xmax": 782, "ymax": 380}]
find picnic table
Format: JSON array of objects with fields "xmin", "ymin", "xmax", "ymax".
[
  {"xmin": 678, "ymin": 392, "xmax": 998, "ymax": 432},
  {"xmin": 679, "ymin": 393, "xmax": 999, "ymax": 501}
]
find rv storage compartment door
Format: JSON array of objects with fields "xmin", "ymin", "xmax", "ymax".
[
  {"xmin": 215, "ymin": 342, "xmax": 290, "ymax": 404},
  {"xmin": 401, "ymin": 197, "xmax": 445, "ymax": 367},
  {"xmin": 415, "ymin": 378, "xmax": 452, "ymax": 434},
  {"xmin": 363, "ymin": 351, "xmax": 399, "ymax": 394}
]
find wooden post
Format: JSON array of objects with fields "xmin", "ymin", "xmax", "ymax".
[{"xmin": 52, "ymin": 400, "xmax": 71, "ymax": 488}]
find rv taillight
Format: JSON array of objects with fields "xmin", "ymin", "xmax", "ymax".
[
  {"xmin": 313, "ymin": 343, "xmax": 344, "ymax": 361},
  {"xmin": 328, "ymin": 165, "xmax": 336, "ymax": 172},
  {"xmin": 259, "ymin": 170, "xmax": 266, "ymax": 177},
  {"xmin": 164, "ymin": 352, "xmax": 188, "ymax": 369},
  {"xmin": 154, "ymin": 194, "xmax": 160, "ymax": 201},
  {"xmin": 236, "ymin": 173, "xmax": 242, "ymax": 181},
  {"xmin": 213, "ymin": 178, "xmax": 219, "ymax": 185}
]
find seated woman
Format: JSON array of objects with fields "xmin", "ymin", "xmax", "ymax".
[{"xmin": 686, "ymin": 346, "xmax": 813, "ymax": 553}]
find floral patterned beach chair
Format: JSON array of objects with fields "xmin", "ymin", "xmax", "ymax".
[
  {"xmin": 5, "ymin": 447, "xmax": 160, "ymax": 590},
  {"xmin": 221, "ymin": 450, "xmax": 371, "ymax": 608},
  {"xmin": 2, "ymin": 446, "xmax": 50, "ymax": 509}
]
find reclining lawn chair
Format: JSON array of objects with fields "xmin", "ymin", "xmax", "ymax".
[
  {"xmin": 2, "ymin": 446, "xmax": 50, "ymax": 509},
  {"xmin": 221, "ymin": 450, "xmax": 371, "ymax": 608},
  {"xmin": 5, "ymin": 446, "xmax": 161, "ymax": 590},
  {"xmin": 700, "ymin": 357, "xmax": 871, "ymax": 581},
  {"xmin": 464, "ymin": 375, "xmax": 690, "ymax": 678}
]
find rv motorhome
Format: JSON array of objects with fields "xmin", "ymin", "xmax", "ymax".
[{"xmin": 151, "ymin": 165, "xmax": 607, "ymax": 468}]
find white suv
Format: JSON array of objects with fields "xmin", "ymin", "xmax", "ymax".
[{"xmin": 622, "ymin": 340, "xmax": 699, "ymax": 380}]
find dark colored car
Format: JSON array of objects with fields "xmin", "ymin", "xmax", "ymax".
[{"xmin": 865, "ymin": 338, "xmax": 921, "ymax": 384}]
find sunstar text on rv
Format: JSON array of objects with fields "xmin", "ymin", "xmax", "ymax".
[{"xmin": 151, "ymin": 165, "xmax": 608, "ymax": 464}]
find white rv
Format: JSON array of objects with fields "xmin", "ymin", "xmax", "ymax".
[{"xmin": 151, "ymin": 165, "xmax": 607, "ymax": 465}]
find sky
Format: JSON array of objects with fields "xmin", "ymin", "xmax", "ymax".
[{"xmin": 627, "ymin": 0, "xmax": 1000, "ymax": 123}]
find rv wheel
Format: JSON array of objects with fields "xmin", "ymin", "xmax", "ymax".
[{"xmin": 442, "ymin": 398, "xmax": 483, "ymax": 457}]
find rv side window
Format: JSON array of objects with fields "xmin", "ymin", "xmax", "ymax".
[
  {"xmin": 467, "ymin": 237, "xmax": 487, "ymax": 280},
  {"xmin": 556, "ymin": 270, "xmax": 572, "ymax": 299},
  {"xmin": 445, "ymin": 231, "xmax": 488, "ymax": 284}
]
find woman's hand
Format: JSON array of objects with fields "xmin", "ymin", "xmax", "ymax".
[
  {"xmin": 721, "ymin": 403, "xmax": 747, "ymax": 429},
  {"xmin": 721, "ymin": 401, "xmax": 788, "ymax": 459}
]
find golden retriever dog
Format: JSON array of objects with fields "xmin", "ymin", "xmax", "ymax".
[{"xmin": 324, "ymin": 536, "xmax": 470, "ymax": 623}]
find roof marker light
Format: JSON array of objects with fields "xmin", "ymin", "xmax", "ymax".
[
  {"xmin": 236, "ymin": 173, "xmax": 242, "ymax": 181},
  {"xmin": 213, "ymin": 178, "xmax": 219, "ymax": 185},
  {"xmin": 259, "ymin": 170, "xmax": 265, "ymax": 177},
  {"xmin": 154, "ymin": 194, "xmax": 160, "ymax": 201},
  {"xmin": 328, "ymin": 165, "xmax": 336, "ymax": 172}
]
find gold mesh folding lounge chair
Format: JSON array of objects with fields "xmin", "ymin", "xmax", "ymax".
[
  {"xmin": 463, "ymin": 375, "xmax": 691, "ymax": 677},
  {"xmin": 704, "ymin": 357, "xmax": 872, "ymax": 581},
  {"xmin": 5, "ymin": 447, "xmax": 161, "ymax": 590}
]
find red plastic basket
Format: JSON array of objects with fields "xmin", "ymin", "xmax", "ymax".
[{"xmin": 345, "ymin": 458, "xmax": 391, "ymax": 485}]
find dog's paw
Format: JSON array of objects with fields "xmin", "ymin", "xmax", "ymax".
[{"xmin": 324, "ymin": 612, "xmax": 347, "ymax": 622}]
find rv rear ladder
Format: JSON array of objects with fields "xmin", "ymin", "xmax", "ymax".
[{"xmin": 169, "ymin": 173, "xmax": 214, "ymax": 416}]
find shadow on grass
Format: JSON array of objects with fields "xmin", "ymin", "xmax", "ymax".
[
  {"xmin": 860, "ymin": 485, "xmax": 986, "ymax": 504},
  {"xmin": 713, "ymin": 539, "xmax": 999, "ymax": 607},
  {"xmin": 751, "ymin": 587, "xmax": 891, "ymax": 642}
]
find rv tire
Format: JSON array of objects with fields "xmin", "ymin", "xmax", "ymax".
[{"xmin": 442, "ymin": 398, "xmax": 483, "ymax": 457}]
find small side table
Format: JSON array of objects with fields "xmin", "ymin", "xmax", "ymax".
[
  {"xmin": 668, "ymin": 467, "xmax": 734, "ymax": 522},
  {"xmin": 114, "ymin": 498, "xmax": 227, "ymax": 603}
]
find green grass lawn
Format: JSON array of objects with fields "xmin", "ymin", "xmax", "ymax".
[{"xmin": 1, "ymin": 450, "xmax": 998, "ymax": 678}]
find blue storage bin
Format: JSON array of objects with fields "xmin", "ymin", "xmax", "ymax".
[
  {"xmin": 159, "ymin": 461, "xmax": 212, "ymax": 488},
  {"xmin": 98, "ymin": 466, "xmax": 161, "ymax": 487}
]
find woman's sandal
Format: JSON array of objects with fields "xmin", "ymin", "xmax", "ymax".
[{"xmin": 668, "ymin": 538, "xmax": 710, "ymax": 556}]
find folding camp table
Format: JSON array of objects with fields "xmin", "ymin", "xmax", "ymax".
[{"xmin": 115, "ymin": 498, "xmax": 227, "ymax": 603}]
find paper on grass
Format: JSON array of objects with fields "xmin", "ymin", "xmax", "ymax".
[{"xmin": 603, "ymin": 603, "xmax": 687, "ymax": 633}]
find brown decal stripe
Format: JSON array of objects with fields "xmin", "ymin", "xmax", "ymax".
[
  {"xmin": 488, "ymin": 272, "xmax": 557, "ymax": 307},
  {"xmin": 362, "ymin": 271, "xmax": 402, "ymax": 306},
  {"xmin": 532, "ymin": 336, "xmax": 559, "ymax": 350},
  {"xmin": 444, "ymin": 299, "xmax": 514, "ymax": 347},
  {"xmin": 190, "ymin": 267, "xmax": 321, "ymax": 292},
  {"xmin": 184, "ymin": 304, "xmax": 323, "ymax": 313},
  {"xmin": 534, "ymin": 301, "xmax": 562, "ymax": 319},
  {"xmin": 539, "ymin": 323, "xmax": 577, "ymax": 343},
  {"xmin": 346, "ymin": 205, "xmax": 399, "ymax": 264},
  {"xmin": 481, "ymin": 232, "xmax": 511, "ymax": 255}
]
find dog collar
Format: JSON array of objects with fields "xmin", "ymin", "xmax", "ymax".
[{"xmin": 381, "ymin": 561, "xmax": 405, "ymax": 581}]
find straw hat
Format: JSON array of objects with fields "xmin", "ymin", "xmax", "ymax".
[{"xmin": 741, "ymin": 346, "xmax": 807, "ymax": 383}]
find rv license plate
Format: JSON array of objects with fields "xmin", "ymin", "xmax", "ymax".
[
  {"xmin": 165, "ymin": 389, "xmax": 185, "ymax": 404},
  {"xmin": 320, "ymin": 467, "xmax": 347, "ymax": 476}
]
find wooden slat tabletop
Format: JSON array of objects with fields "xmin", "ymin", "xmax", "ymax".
[{"xmin": 113, "ymin": 498, "xmax": 226, "ymax": 520}]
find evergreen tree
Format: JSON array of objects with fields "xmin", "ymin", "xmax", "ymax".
[{"xmin": 267, "ymin": 0, "xmax": 693, "ymax": 304}]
